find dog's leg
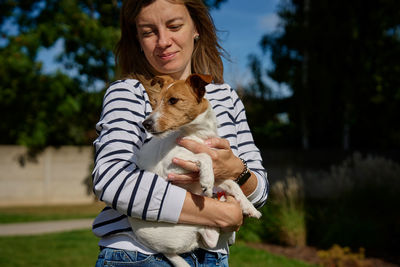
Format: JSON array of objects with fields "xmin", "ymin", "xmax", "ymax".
[
  {"xmin": 164, "ymin": 254, "xmax": 190, "ymax": 267},
  {"xmin": 217, "ymin": 180, "xmax": 262, "ymax": 218},
  {"xmin": 191, "ymin": 153, "xmax": 214, "ymax": 197},
  {"xmin": 198, "ymin": 226, "xmax": 220, "ymax": 248}
]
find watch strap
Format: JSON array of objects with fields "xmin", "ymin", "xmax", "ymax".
[{"xmin": 235, "ymin": 158, "xmax": 251, "ymax": 186}]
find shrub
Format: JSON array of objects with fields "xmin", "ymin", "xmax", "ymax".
[
  {"xmin": 304, "ymin": 152, "xmax": 400, "ymax": 258},
  {"xmin": 271, "ymin": 173, "xmax": 306, "ymax": 247},
  {"xmin": 303, "ymin": 152, "xmax": 400, "ymax": 200},
  {"xmin": 237, "ymin": 172, "xmax": 306, "ymax": 247},
  {"xmin": 318, "ymin": 244, "xmax": 367, "ymax": 267}
]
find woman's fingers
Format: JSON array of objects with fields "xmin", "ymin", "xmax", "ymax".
[
  {"xmin": 172, "ymin": 157, "xmax": 200, "ymax": 172},
  {"xmin": 205, "ymin": 137, "xmax": 230, "ymax": 149},
  {"xmin": 177, "ymin": 138, "xmax": 217, "ymax": 158},
  {"xmin": 168, "ymin": 157, "xmax": 200, "ymax": 184},
  {"xmin": 168, "ymin": 172, "xmax": 199, "ymax": 184}
]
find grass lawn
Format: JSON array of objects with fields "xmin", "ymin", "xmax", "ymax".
[
  {"xmin": 0, "ymin": 230, "xmax": 100, "ymax": 266},
  {"xmin": 0, "ymin": 229, "xmax": 317, "ymax": 267},
  {"xmin": 0, "ymin": 202, "xmax": 105, "ymax": 223}
]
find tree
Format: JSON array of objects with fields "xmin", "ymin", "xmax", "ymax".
[
  {"xmin": 0, "ymin": 0, "xmax": 121, "ymax": 151},
  {"xmin": 255, "ymin": 0, "xmax": 400, "ymax": 150}
]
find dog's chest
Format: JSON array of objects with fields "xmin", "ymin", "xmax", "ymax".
[{"xmin": 137, "ymin": 134, "xmax": 200, "ymax": 179}]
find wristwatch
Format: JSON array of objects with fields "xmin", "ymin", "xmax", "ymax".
[{"xmin": 235, "ymin": 158, "xmax": 251, "ymax": 186}]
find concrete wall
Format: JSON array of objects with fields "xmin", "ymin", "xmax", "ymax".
[{"xmin": 0, "ymin": 145, "xmax": 94, "ymax": 207}]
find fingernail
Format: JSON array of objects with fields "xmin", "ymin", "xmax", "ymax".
[
  {"xmin": 167, "ymin": 174, "xmax": 174, "ymax": 180},
  {"xmin": 205, "ymin": 140, "xmax": 212, "ymax": 146}
]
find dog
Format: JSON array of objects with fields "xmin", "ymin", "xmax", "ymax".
[{"xmin": 129, "ymin": 74, "xmax": 261, "ymax": 267}]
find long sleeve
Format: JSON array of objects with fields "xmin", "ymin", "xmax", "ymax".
[
  {"xmin": 92, "ymin": 79, "xmax": 186, "ymax": 225},
  {"xmin": 205, "ymin": 84, "xmax": 269, "ymax": 209},
  {"xmin": 230, "ymin": 88, "xmax": 269, "ymax": 208}
]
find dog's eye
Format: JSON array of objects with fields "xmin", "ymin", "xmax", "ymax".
[{"xmin": 168, "ymin": 97, "xmax": 179, "ymax": 105}]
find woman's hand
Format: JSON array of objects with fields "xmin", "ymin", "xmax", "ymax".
[
  {"xmin": 220, "ymin": 195, "xmax": 243, "ymax": 232},
  {"xmin": 167, "ymin": 137, "xmax": 244, "ymax": 184},
  {"xmin": 178, "ymin": 191, "xmax": 243, "ymax": 231}
]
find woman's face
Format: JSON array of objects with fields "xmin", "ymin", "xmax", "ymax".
[{"xmin": 136, "ymin": 0, "xmax": 198, "ymax": 80}]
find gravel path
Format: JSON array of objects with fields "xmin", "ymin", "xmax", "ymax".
[{"xmin": 0, "ymin": 219, "xmax": 93, "ymax": 236}]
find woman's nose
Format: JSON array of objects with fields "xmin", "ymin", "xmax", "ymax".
[{"xmin": 157, "ymin": 30, "xmax": 172, "ymax": 48}]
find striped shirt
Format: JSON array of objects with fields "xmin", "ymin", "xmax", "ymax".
[{"xmin": 92, "ymin": 79, "xmax": 269, "ymax": 252}]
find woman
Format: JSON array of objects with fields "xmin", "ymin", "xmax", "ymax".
[{"xmin": 93, "ymin": 0, "xmax": 268, "ymax": 266}]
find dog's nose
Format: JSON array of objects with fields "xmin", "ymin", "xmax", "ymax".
[{"xmin": 142, "ymin": 119, "xmax": 154, "ymax": 131}]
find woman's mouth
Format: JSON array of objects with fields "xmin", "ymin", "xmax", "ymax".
[{"xmin": 158, "ymin": 52, "xmax": 177, "ymax": 61}]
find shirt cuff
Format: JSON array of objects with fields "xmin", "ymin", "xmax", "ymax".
[
  {"xmin": 246, "ymin": 171, "xmax": 265, "ymax": 204},
  {"xmin": 158, "ymin": 184, "xmax": 187, "ymax": 223}
]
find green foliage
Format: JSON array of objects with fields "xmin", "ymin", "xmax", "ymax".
[
  {"xmin": 239, "ymin": 152, "xmax": 400, "ymax": 261},
  {"xmin": 318, "ymin": 245, "xmax": 366, "ymax": 267},
  {"xmin": 238, "ymin": 173, "xmax": 306, "ymax": 248},
  {"xmin": 0, "ymin": 0, "xmax": 119, "ymax": 150},
  {"xmin": 241, "ymin": 93, "xmax": 299, "ymax": 148},
  {"xmin": 304, "ymin": 152, "xmax": 400, "ymax": 256},
  {"xmin": 250, "ymin": 0, "xmax": 400, "ymax": 149},
  {"xmin": 270, "ymin": 175, "xmax": 306, "ymax": 247}
]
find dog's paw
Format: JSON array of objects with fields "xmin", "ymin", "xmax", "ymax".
[
  {"xmin": 202, "ymin": 186, "xmax": 213, "ymax": 197},
  {"xmin": 244, "ymin": 206, "xmax": 262, "ymax": 219}
]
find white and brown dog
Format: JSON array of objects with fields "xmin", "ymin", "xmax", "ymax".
[{"xmin": 129, "ymin": 74, "xmax": 261, "ymax": 267}]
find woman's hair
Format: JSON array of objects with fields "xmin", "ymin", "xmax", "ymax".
[{"xmin": 115, "ymin": 0, "xmax": 226, "ymax": 83}]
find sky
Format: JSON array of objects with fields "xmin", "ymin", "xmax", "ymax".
[
  {"xmin": 210, "ymin": 0, "xmax": 281, "ymax": 87},
  {"xmin": 37, "ymin": 0, "xmax": 282, "ymax": 90}
]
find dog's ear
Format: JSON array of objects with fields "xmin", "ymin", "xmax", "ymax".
[
  {"xmin": 150, "ymin": 76, "xmax": 164, "ymax": 88},
  {"xmin": 145, "ymin": 76, "xmax": 174, "ymax": 108},
  {"xmin": 151, "ymin": 75, "xmax": 174, "ymax": 88},
  {"xmin": 186, "ymin": 74, "xmax": 213, "ymax": 103}
]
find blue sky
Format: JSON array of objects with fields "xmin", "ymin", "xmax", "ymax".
[{"xmin": 210, "ymin": 0, "xmax": 281, "ymax": 87}]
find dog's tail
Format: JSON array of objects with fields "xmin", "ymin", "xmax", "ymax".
[{"xmin": 164, "ymin": 254, "xmax": 190, "ymax": 267}]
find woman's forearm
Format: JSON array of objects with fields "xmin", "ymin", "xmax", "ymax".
[
  {"xmin": 178, "ymin": 192, "xmax": 243, "ymax": 229},
  {"xmin": 239, "ymin": 171, "xmax": 258, "ymax": 196},
  {"xmin": 226, "ymin": 156, "xmax": 259, "ymax": 197}
]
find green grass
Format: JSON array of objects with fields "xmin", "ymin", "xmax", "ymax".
[
  {"xmin": 0, "ymin": 202, "xmax": 105, "ymax": 223},
  {"xmin": 0, "ymin": 230, "xmax": 100, "ymax": 267},
  {"xmin": 0, "ymin": 230, "xmax": 316, "ymax": 267}
]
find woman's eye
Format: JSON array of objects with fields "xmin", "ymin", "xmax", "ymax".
[
  {"xmin": 168, "ymin": 97, "xmax": 179, "ymax": 105},
  {"xmin": 140, "ymin": 28, "xmax": 155, "ymax": 37},
  {"xmin": 142, "ymin": 31, "xmax": 153, "ymax": 37},
  {"xmin": 169, "ymin": 24, "xmax": 183, "ymax": 31}
]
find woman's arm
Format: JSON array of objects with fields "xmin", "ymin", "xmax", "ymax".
[{"xmin": 179, "ymin": 192, "xmax": 243, "ymax": 231}]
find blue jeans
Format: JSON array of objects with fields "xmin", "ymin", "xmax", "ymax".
[{"xmin": 95, "ymin": 247, "xmax": 229, "ymax": 266}]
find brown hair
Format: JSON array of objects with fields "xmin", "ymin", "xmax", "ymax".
[{"xmin": 115, "ymin": 0, "xmax": 226, "ymax": 83}]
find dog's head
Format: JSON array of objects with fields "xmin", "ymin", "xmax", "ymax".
[{"xmin": 143, "ymin": 74, "xmax": 213, "ymax": 136}]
